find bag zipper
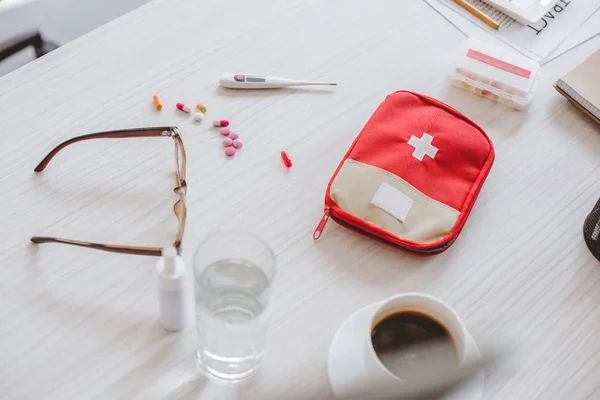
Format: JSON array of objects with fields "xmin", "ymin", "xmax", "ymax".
[
  {"xmin": 313, "ymin": 206, "xmax": 453, "ymax": 254},
  {"xmin": 313, "ymin": 208, "xmax": 331, "ymax": 240},
  {"xmin": 330, "ymin": 214, "xmax": 454, "ymax": 254}
]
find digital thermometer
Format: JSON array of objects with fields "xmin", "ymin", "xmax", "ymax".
[{"xmin": 219, "ymin": 74, "xmax": 337, "ymax": 89}]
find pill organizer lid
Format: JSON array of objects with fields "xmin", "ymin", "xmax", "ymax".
[{"xmin": 457, "ymin": 38, "xmax": 540, "ymax": 97}]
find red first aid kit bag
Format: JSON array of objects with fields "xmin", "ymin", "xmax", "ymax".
[{"xmin": 314, "ymin": 91, "xmax": 494, "ymax": 255}]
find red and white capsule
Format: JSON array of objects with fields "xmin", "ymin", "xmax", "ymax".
[
  {"xmin": 176, "ymin": 102, "xmax": 191, "ymax": 113},
  {"xmin": 213, "ymin": 120, "xmax": 229, "ymax": 127}
]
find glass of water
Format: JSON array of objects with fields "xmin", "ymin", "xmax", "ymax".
[{"xmin": 193, "ymin": 230, "xmax": 276, "ymax": 382}]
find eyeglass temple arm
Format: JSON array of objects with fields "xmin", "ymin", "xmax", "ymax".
[
  {"xmin": 30, "ymin": 236, "xmax": 171, "ymax": 257},
  {"xmin": 34, "ymin": 128, "xmax": 174, "ymax": 172}
]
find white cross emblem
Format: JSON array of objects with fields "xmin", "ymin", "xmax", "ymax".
[{"xmin": 407, "ymin": 132, "xmax": 438, "ymax": 161}]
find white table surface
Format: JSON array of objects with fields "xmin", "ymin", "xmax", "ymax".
[{"xmin": 1, "ymin": 0, "xmax": 600, "ymax": 398}]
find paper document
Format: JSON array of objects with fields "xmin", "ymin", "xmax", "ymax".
[
  {"xmin": 425, "ymin": 0, "xmax": 600, "ymax": 62},
  {"xmin": 547, "ymin": 12, "xmax": 600, "ymax": 62}
]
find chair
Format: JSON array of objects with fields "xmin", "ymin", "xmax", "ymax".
[{"xmin": 0, "ymin": 30, "xmax": 59, "ymax": 64}]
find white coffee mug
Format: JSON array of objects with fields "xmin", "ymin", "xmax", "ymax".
[{"xmin": 363, "ymin": 293, "xmax": 468, "ymax": 387}]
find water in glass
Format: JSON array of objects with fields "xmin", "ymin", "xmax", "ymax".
[{"xmin": 195, "ymin": 258, "xmax": 270, "ymax": 381}]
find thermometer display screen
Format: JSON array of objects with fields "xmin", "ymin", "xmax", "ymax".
[{"xmin": 234, "ymin": 75, "xmax": 266, "ymax": 83}]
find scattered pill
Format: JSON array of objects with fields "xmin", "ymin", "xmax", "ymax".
[
  {"xmin": 232, "ymin": 139, "xmax": 243, "ymax": 149},
  {"xmin": 153, "ymin": 95, "xmax": 163, "ymax": 110},
  {"xmin": 194, "ymin": 112, "xmax": 205, "ymax": 122},
  {"xmin": 225, "ymin": 146, "xmax": 236, "ymax": 157},
  {"xmin": 196, "ymin": 104, "xmax": 207, "ymax": 113},
  {"xmin": 228, "ymin": 131, "xmax": 239, "ymax": 140},
  {"xmin": 213, "ymin": 120, "xmax": 229, "ymax": 127},
  {"xmin": 222, "ymin": 138, "xmax": 233, "ymax": 147},
  {"xmin": 176, "ymin": 102, "xmax": 191, "ymax": 113},
  {"xmin": 281, "ymin": 151, "xmax": 292, "ymax": 168},
  {"xmin": 220, "ymin": 127, "xmax": 231, "ymax": 136}
]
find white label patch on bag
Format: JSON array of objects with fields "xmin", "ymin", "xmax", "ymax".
[{"xmin": 371, "ymin": 183, "xmax": 414, "ymax": 222}]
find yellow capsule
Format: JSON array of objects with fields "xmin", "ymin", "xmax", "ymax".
[{"xmin": 196, "ymin": 104, "xmax": 207, "ymax": 113}]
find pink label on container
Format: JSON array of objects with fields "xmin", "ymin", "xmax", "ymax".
[{"xmin": 467, "ymin": 49, "xmax": 532, "ymax": 79}]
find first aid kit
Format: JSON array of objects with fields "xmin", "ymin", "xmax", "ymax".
[{"xmin": 314, "ymin": 91, "xmax": 495, "ymax": 255}]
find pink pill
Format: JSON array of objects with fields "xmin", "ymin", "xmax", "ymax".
[
  {"xmin": 225, "ymin": 146, "xmax": 236, "ymax": 157},
  {"xmin": 232, "ymin": 139, "xmax": 243, "ymax": 149},
  {"xmin": 222, "ymin": 138, "xmax": 233, "ymax": 147},
  {"xmin": 229, "ymin": 131, "xmax": 239, "ymax": 140},
  {"xmin": 220, "ymin": 127, "xmax": 231, "ymax": 136}
]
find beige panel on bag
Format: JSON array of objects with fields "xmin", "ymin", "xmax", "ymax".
[{"xmin": 329, "ymin": 160, "xmax": 460, "ymax": 244}]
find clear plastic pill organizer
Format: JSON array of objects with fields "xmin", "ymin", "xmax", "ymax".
[{"xmin": 452, "ymin": 38, "xmax": 541, "ymax": 110}]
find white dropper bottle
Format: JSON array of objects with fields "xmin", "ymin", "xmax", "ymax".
[{"xmin": 156, "ymin": 246, "xmax": 187, "ymax": 331}]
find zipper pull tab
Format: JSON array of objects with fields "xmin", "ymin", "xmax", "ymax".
[{"xmin": 313, "ymin": 208, "xmax": 330, "ymax": 240}]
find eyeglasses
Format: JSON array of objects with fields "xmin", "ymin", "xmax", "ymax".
[{"xmin": 31, "ymin": 127, "xmax": 187, "ymax": 256}]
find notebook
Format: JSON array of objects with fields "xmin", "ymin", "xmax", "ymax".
[{"xmin": 555, "ymin": 50, "xmax": 600, "ymax": 125}]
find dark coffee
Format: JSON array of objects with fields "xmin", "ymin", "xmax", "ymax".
[{"xmin": 371, "ymin": 310, "xmax": 458, "ymax": 380}]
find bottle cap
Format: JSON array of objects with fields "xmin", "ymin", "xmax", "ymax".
[
  {"xmin": 162, "ymin": 246, "xmax": 178, "ymax": 275},
  {"xmin": 157, "ymin": 246, "xmax": 185, "ymax": 291}
]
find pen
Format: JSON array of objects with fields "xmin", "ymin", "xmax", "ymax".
[{"xmin": 451, "ymin": 0, "xmax": 500, "ymax": 30}]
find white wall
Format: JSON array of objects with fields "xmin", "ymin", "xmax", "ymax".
[{"xmin": 0, "ymin": 0, "xmax": 150, "ymax": 76}]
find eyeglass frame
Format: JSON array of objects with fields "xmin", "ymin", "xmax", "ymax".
[{"xmin": 30, "ymin": 126, "xmax": 187, "ymax": 256}]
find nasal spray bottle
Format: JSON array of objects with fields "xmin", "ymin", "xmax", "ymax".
[{"xmin": 156, "ymin": 246, "xmax": 186, "ymax": 331}]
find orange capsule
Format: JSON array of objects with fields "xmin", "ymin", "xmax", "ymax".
[{"xmin": 153, "ymin": 95, "xmax": 163, "ymax": 110}]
